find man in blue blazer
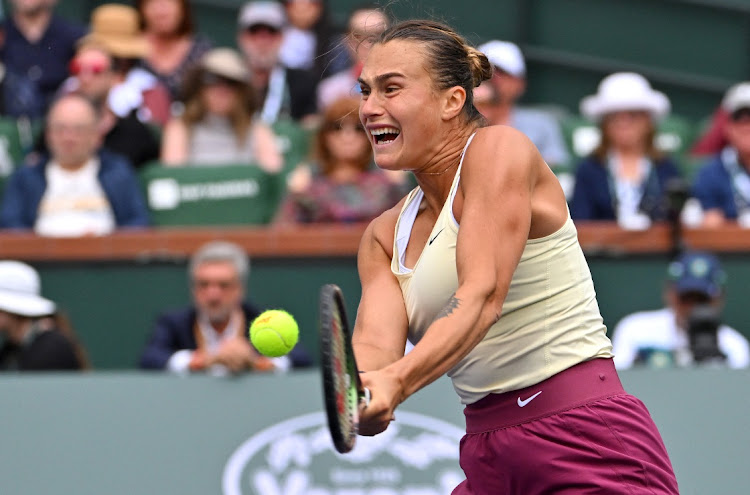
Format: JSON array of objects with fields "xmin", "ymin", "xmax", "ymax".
[
  {"xmin": 140, "ymin": 241, "xmax": 312, "ymax": 374},
  {"xmin": 0, "ymin": 93, "xmax": 150, "ymax": 234}
]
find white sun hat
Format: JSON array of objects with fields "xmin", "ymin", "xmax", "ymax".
[
  {"xmin": 0, "ymin": 261, "xmax": 56, "ymax": 317},
  {"xmin": 580, "ymin": 72, "xmax": 670, "ymax": 122}
]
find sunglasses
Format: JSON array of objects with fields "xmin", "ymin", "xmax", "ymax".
[
  {"xmin": 245, "ymin": 24, "xmax": 281, "ymax": 36},
  {"xmin": 69, "ymin": 59, "xmax": 111, "ymax": 76},
  {"xmin": 325, "ymin": 121, "xmax": 366, "ymax": 134},
  {"xmin": 731, "ymin": 108, "xmax": 750, "ymax": 123},
  {"xmin": 677, "ymin": 292, "xmax": 712, "ymax": 305}
]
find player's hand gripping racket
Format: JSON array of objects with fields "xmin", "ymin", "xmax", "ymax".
[{"xmin": 319, "ymin": 284, "xmax": 371, "ymax": 454}]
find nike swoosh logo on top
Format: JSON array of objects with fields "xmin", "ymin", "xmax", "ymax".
[
  {"xmin": 517, "ymin": 391, "xmax": 542, "ymax": 407},
  {"xmin": 429, "ymin": 228, "xmax": 444, "ymax": 245}
]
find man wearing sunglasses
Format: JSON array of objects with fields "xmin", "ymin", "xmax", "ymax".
[
  {"xmin": 236, "ymin": 1, "xmax": 317, "ymax": 124},
  {"xmin": 692, "ymin": 82, "xmax": 750, "ymax": 228}
]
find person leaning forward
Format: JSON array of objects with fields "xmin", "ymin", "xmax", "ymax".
[
  {"xmin": 351, "ymin": 19, "xmax": 679, "ymax": 494},
  {"xmin": 139, "ymin": 241, "xmax": 312, "ymax": 375}
]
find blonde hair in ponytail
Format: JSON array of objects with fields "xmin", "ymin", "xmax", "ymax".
[
  {"xmin": 376, "ymin": 19, "xmax": 491, "ymax": 125},
  {"xmin": 466, "ymin": 46, "xmax": 493, "ymax": 88}
]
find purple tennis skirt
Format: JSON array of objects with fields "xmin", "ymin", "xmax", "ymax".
[{"xmin": 452, "ymin": 358, "xmax": 679, "ymax": 494}]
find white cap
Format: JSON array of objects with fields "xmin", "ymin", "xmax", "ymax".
[
  {"xmin": 478, "ymin": 40, "xmax": 526, "ymax": 78},
  {"xmin": 580, "ymin": 72, "xmax": 670, "ymax": 122},
  {"xmin": 238, "ymin": 1, "xmax": 286, "ymax": 30},
  {"xmin": 722, "ymin": 82, "xmax": 750, "ymax": 114},
  {"xmin": 0, "ymin": 261, "xmax": 56, "ymax": 317}
]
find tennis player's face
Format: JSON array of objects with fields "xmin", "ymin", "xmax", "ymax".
[
  {"xmin": 192, "ymin": 261, "xmax": 244, "ymax": 324},
  {"xmin": 358, "ymin": 40, "xmax": 444, "ymax": 171}
]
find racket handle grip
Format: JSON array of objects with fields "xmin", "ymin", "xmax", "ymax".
[{"xmin": 361, "ymin": 387, "xmax": 371, "ymax": 407}]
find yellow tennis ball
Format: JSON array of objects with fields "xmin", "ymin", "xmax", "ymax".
[{"xmin": 249, "ymin": 309, "xmax": 299, "ymax": 357}]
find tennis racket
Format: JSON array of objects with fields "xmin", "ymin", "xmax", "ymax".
[{"xmin": 319, "ymin": 283, "xmax": 371, "ymax": 454}]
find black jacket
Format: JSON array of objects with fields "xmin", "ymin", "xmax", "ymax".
[
  {"xmin": 139, "ymin": 302, "xmax": 313, "ymax": 370},
  {"xmin": 0, "ymin": 327, "xmax": 81, "ymax": 371}
]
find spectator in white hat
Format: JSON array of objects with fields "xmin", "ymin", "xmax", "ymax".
[
  {"xmin": 0, "ymin": 261, "xmax": 86, "ymax": 371},
  {"xmin": 570, "ymin": 72, "xmax": 683, "ymax": 229},
  {"xmin": 691, "ymin": 82, "xmax": 750, "ymax": 228},
  {"xmin": 476, "ymin": 40, "xmax": 569, "ymax": 169},
  {"xmin": 690, "ymin": 83, "xmax": 740, "ymax": 158}
]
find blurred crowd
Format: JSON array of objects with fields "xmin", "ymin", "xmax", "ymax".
[
  {"xmin": 1, "ymin": 0, "xmax": 749, "ymax": 235},
  {"xmin": 0, "ymin": 0, "xmax": 413, "ymax": 234},
  {"xmin": 1, "ymin": 0, "xmax": 749, "ymax": 372}
]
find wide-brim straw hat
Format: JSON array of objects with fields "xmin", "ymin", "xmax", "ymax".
[
  {"xmin": 580, "ymin": 72, "xmax": 670, "ymax": 122},
  {"xmin": 200, "ymin": 48, "xmax": 249, "ymax": 83},
  {"xmin": 79, "ymin": 4, "xmax": 149, "ymax": 59}
]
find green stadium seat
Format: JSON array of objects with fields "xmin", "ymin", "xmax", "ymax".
[
  {"xmin": 272, "ymin": 118, "xmax": 313, "ymax": 174},
  {"xmin": 0, "ymin": 117, "xmax": 30, "ymax": 174},
  {"xmin": 561, "ymin": 115, "xmax": 599, "ymax": 160},
  {"xmin": 139, "ymin": 163, "xmax": 286, "ymax": 226},
  {"xmin": 0, "ymin": 174, "xmax": 7, "ymax": 203},
  {"xmin": 656, "ymin": 115, "xmax": 695, "ymax": 157}
]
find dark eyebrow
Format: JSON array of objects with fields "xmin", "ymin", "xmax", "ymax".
[{"xmin": 357, "ymin": 72, "xmax": 405, "ymax": 87}]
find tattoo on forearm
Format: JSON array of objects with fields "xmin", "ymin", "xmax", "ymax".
[{"xmin": 435, "ymin": 293, "xmax": 460, "ymax": 321}]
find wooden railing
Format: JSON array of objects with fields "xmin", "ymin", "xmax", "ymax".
[{"xmin": 0, "ymin": 222, "xmax": 749, "ymax": 261}]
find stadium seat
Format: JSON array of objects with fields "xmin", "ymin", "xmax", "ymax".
[
  {"xmin": 272, "ymin": 118, "xmax": 312, "ymax": 174},
  {"xmin": 139, "ymin": 163, "xmax": 286, "ymax": 226},
  {"xmin": 656, "ymin": 115, "xmax": 696, "ymax": 157},
  {"xmin": 561, "ymin": 115, "xmax": 600, "ymax": 161},
  {"xmin": 0, "ymin": 117, "xmax": 34, "ymax": 175},
  {"xmin": 0, "ymin": 174, "xmax": 6, "ymax": 204}
]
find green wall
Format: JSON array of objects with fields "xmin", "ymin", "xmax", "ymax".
[
  {"xmin": 31, "ymin": 253, "xmax": 750, "ymax": 370},
  {"xmin": 37, "ymin": 257, "xmax": 360, "ymax": 369}
]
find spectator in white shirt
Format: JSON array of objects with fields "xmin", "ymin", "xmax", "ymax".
[
  {"xmin": 0, "ymin": 94, "xmax": 150, "ymax": 235},
  {"xmin": 612, "ymin": 251, "xmax": 749, "ymax": 369}
]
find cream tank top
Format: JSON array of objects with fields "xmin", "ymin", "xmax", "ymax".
[{"xmin": 390, "ymin": 135, "xmax": 614, "ymax": 405}]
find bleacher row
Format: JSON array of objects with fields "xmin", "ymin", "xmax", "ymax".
[
  {"xmin": 0, "ymin": 115, "xmax": 313, "ymax": 227},
  {"xmin": 558, "ymin": 111, "xmax": 706, "ymax": 177},
  {"xmin": 0, "ymin": 111, "xmax": 709, "ymax": 227}
]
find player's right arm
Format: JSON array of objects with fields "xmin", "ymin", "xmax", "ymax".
[{"xmin": 352, "ymin": 209, "xmax": 410, "ymax": 372}]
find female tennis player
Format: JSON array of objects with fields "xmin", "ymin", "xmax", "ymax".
[{"xmin": 350, "ymin": 19, "xmax": 679, "ymax": 494}]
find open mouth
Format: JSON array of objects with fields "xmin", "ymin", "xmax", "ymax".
[{"xmin": 370, "ymin": 127, "xmax": 401, "ymax": 145}]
